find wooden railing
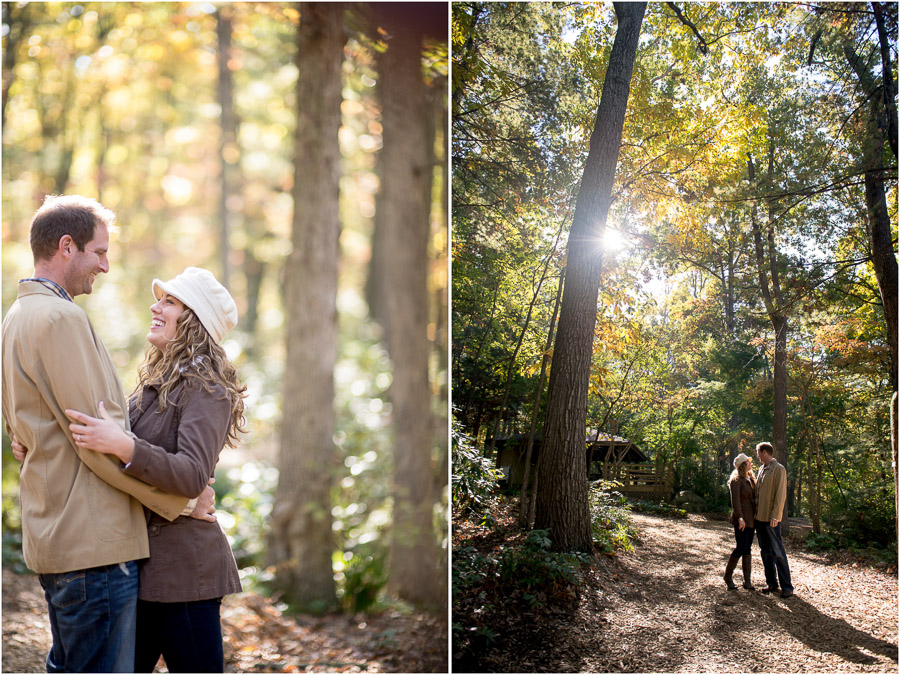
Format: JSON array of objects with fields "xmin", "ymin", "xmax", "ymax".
[{"xmin": 593, "ymin": 462, "xmax": 674, "ymax": 499}]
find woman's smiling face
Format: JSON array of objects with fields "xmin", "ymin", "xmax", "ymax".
[{"xmin": 148, "ymin": 293, "xmax": 186, "ymax": 351}]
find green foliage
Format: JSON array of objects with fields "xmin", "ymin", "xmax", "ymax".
[
  {"xmin": 340, "ymin": 542, "xmax": 389, "ymax": 613},
  {"xmin": 453, "ymin": 523, "xmax": 591, "ymax": 666},
  {"xmin": 451, "ymin": 415, "xmax": 503, "ymax": 522},
  {"xmin": 821, "ymin": 484, "xmax": 898, "ymax": 553},
  {"xmin": 497, "ymin": 529, "xmax": 590, "ymax": 595},
  {"xmin": 630, "ymin": 500, "xmax": 688, "ymax": 519},
  {"xmin": 804, "ymin": 530, "xmax": 897, "ymax": 568},
  {"xmin": 1, "ymin": 429, "xmax": 27, "ymax": 573},
  {"xmin": 588, "ymin": 481, "xmax": 637, "ymax": 554},
  {"xmin": 804, "ymin": 531, "xmax": 840, "ymax": 551},
  {"xmin": 217, "ymin": 462, "xmax": 278, "ymax": 573},
  {"xmin": 451, "ymin": 545, "xmax": 494, "ymax": 597}
]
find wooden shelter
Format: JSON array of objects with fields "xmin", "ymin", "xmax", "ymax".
[{"xmin": 493, "ymin": 431, "xmax": 672, "ymax": 500}]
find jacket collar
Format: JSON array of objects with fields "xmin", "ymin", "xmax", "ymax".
[
  {"xmin": 759, "ymin": 457, "xmax": 780, "ymax": 476},
  {"xmin": 17, "ymin": 279, "xmax": 65, "ymax": 299}
]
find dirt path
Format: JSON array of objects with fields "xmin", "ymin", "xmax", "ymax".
[
  {"xmin": 1, "ymin": 569, "xmax": 447, "ymax": 673},
  {"xmin": 480, "ymin": 512, "xmax": 898, "ymax": 673}
]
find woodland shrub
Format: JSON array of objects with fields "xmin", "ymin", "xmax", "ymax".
[
  {"xmin": 821, "ymin": 484, "xmax": 898, "ymax": 554},
  {"xmin": 589, "ymin": 480, "xmax": 637, "ymax": 554},
  {"xmin": 452, "ymin": 415, "xmax": 503, "ymax": 523},
  {"xmin": 341, "ymin": 541, "xmax": 389, "ymax": 612},
  {"xmin": 630, "ymin": 500, "xmax": 689, "ymax": 519},
  {"xmin": 452, "ymin": 529, "xmax": 590, "ymax": 664},
  {"xmin": 497, "ymin": 530, "xmax": 590, "ymax": 598}
]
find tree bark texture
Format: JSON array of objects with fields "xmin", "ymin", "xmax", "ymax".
[
  {"xmin": 268, "ymin": 3, "xmax": 345, "ymax": 613},
  {"xmin": 374, "ymin": 5, "xmax": 445, "ymax": 610},
  {"xmin": 748, "ymin": 146, "xmax": 790, "ymax": 532},
  {"xmin": 535, "ymin": 2, "xmax": 645, "ymax": 552},
  {"xmin": 892, "ymin": 391, "xmax": 898, "ymax": 546},
  {"xmin": 845, "ymin": 42, "xmax": 899, "ymax": 390},
  {"xmin": 216, "ymin": 5, "xmax": 236, "ymax": 289},
  {"xmin": 520, "ymin": 266, "xmax": 564, "ymax": 528},
  {"xmin": 872, "ymin": 1, "xmax": 898, "ymax": 160}
]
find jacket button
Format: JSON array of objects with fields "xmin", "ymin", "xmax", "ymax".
[{"xmin": 149, "ymin": 525, "xmax": 160, "ymax": 535}]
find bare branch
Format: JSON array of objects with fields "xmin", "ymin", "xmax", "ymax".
[{"xmin": 666, "ymin": 2, "xmax": 709, "ymax": 55}]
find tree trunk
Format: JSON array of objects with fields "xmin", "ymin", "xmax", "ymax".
[
  {"xmin": 872, "ymin": 1, "xmax": 898, "ymax": 160},
  {"xmin": 845, "ymin": 41, "xmax": 899, "ymax": 390},
  {"xmin": 374, "ymin": 5, "xmax": 445, "ymax": 611},
  {"xmin": 216, "ymin": 5, "xmax": 237, "ymax": 288},
  {"xmin": 535, "ymin": 2, "xmax": 645, "ymax": 552},
  {"xmin": 844, "ymin": 40, "xmax": 899, "ymax": 545},
  {"xmin": 267, "ymin": 3, "xmax": 345, "ymax": 613},
  {"xmin": 863, "ymin": 165, "xmax": 899, "ymax": 391},
  {"xmin": 802, "ymin": 386, "xmax": 821, "ymax": 534},
  {"xmin": 519, "ymin": 266, "xmax": 564, "ymax": 528},
  {"xmin": 1, "ymin": 2, "xmax": 29, "ymax": 123},
  {"xmin": 748, "ymin": 143, "xmax": 790, "ymax": 534},
  {"xmin": 893, "ymin": 392, "xmax": 898, "ymax": 546}
]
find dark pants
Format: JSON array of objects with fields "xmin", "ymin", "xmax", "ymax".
[
  {"xmin": 756, "ymin": 522, "xmax": 793, "ymax": 592},
  {"xmin": 731, "ymin": 524, "xmax": 755, "ymax": 557},
  {"xmin": 134, "ymin": 598, "xmax": 224, "ymax": 673},
  {"xmin": 39, "ymin": 560, "xmax": 139, "ymax": 673}
]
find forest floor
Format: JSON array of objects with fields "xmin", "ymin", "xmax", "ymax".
[
  {"xmin": 454, "ymin": 508, "xmax": 898, "ymax": 673},
  {"xmin": 1, "ymin": 568, "xmax": 447, "ymax": 673}
]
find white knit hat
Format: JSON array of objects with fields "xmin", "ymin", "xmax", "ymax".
[
  {"xmin": 152, "ymin": 267, "xmax": 237, "ymax": 343},
  {"xmin": 733, "ymin": 452, "xmax": 751, "ymax": 470}
]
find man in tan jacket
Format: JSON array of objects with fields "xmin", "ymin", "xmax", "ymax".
[
  {"xmin": 755, "ymin": 441, "xmax": 794, "ymax": 598},
  {"xmin": 2, "ymin": 196, "xmax": 213, "ymax": 672}
]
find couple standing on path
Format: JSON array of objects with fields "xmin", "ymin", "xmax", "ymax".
[
  {"xmin": 724, "ymin": 442, "xmax": 794, "ymax": 599},
  {"xmin": 2, "ymin": 195, "xmax": 246, "ymax": 672}
]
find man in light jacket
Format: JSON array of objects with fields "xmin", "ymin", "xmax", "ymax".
[
  {"xmin": 755, "ymin": 441, "xmax": 794, "ymax": 598},
  {"xmin": 2, "ymin": 195, "xmax": 212, "ymax": 672}
]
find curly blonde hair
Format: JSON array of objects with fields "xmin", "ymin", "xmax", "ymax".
[
  {"xmin": 132, "ymin": 309, "xmax": 246, "ymax": 447},
  {"xmin": 729, "ymin": 459, "xmax": 756, "ymax": 487}
]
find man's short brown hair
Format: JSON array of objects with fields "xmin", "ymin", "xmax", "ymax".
[
  {"xmin": 756, "ymin": 442, "xmax": 774, "ymax": 456},
  {"xmin": 29, "ymin": 195, "xmax": 116, "ymax": 262}
]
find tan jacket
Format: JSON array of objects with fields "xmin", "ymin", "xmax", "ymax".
[
  {"xmin": 2, "ymin": 282, "xmax": 189, "ymax": 574},
  {"xmin": 755, "ymin": 458, "xmax": 787, "ymax": 523}
]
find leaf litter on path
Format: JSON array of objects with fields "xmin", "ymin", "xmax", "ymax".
[
  {"xmin": 2, "ymin": 569, "xmax": 447, "ymax": 673},
  {"xmin": 463, "ymin": 511, "xmax": 897, "ymax": 673}
]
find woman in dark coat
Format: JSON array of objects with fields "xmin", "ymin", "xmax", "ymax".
[
  {"xmin": 725, "ymin": 452, "xmax": 757, "ymax": 590},
  {"xmin": 65, "ymin": 267, "xmax": 246, "ymax": 672}
]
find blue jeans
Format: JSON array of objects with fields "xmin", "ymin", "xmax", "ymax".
[
  {"xmin": 731, "ymin": 524, "xmax": 755, "ymax": 557},
  {"xmin": 134, "ymin": 598, "xmax": 224, "ymax": 673},
  {"xmin": 756, "ymin": 522, "xmax": 793, "ymax": 592},
  {"xmin": 39, "ymin": 560, "xmax": 139, "ymax": 673}
]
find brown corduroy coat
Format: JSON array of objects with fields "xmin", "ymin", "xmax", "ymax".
[
  {"xmin": 124, "ymin": 381, "xmax": 241, "ymax": 602},
  {"xmin": 729, "ymin": 475, "xmax": 757, "ymax": 528}
]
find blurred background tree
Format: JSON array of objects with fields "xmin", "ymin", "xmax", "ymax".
[{"xmin": 1, "ymin": 1, "xmax": 448, "ymax": 616}]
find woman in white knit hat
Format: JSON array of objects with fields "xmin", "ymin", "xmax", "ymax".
[
  {"xmin": 62, "ymin": 266, "xmax": 246, "ymax": 672},
  {"xmin": 724, "ymin": 451, "xmax": 758, "ymax": 591}
]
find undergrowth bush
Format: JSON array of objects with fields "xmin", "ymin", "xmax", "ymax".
[
  {"xmin": 805, "ymin": 529, "xmax": 897, "ymax": 567},
  {"xmin": 452, "ymin": 528, "xmax": 590, "ymax": 666},
  {"xmin": 497, "ymin": 530, "xmax": 590, "ymax": 599},
  {"xmin": 340, "ymin": 541, "xmax": 389, "ymax": 612},
  {"xmin": 452, "ymin": 416, "xmax": 503, "ymax": 523},
  {"xmin": 589, "ymin": 480, "xmax": 637, "ymax": 554},
  {"xmin": 630, "ymin": 499, "xmax": 689, "ymax": 519}
]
